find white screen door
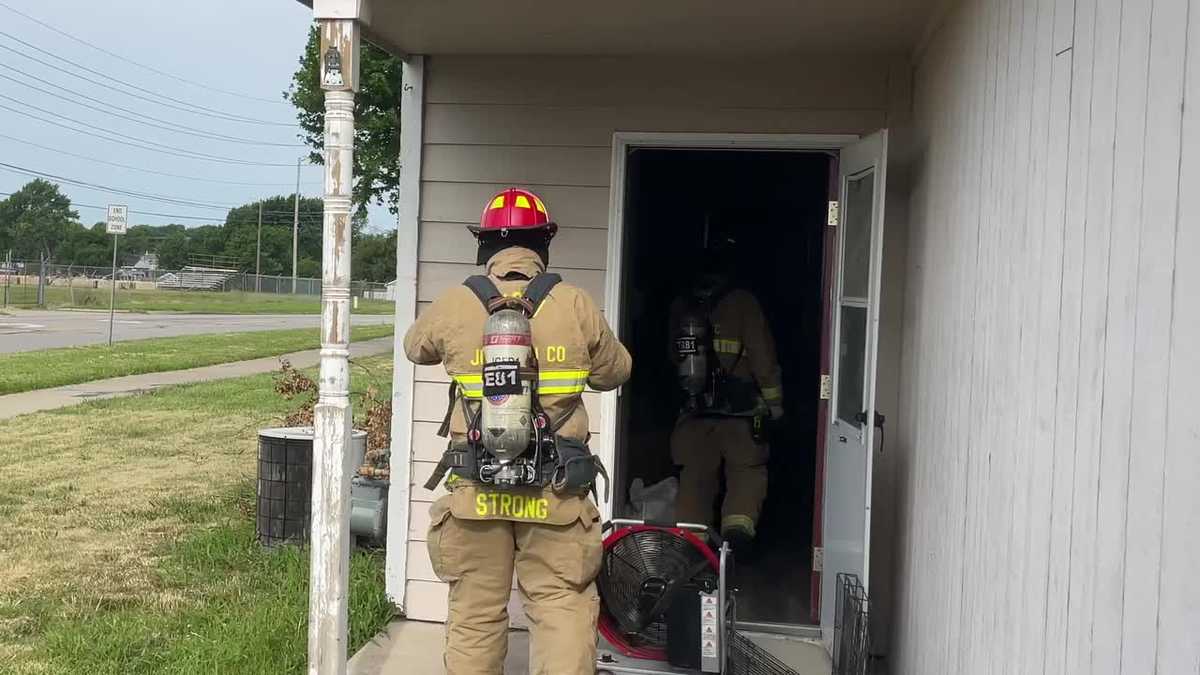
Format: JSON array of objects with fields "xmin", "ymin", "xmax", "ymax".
[{"xmin": 820, "ymin": 130, "xmax": 888, "ymax": 636}]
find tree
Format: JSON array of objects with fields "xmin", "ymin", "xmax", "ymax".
[
  {"xmin": 0, "ymin": 179, "xmax": 79, "ymax": 260},
  {"xmin": 56, "ymin": 222, "xmax": 110, "ymax": 267},
  {"xmin": 158, "ymin": 230, "xmax": 191, "ymax": 269},
  {"xmin": 353, "ymin": 230, "xmax": 396, "ymax": 283},
  {"xmin": 286, "ymin": 25, "xmax": 403, "ymax": 217},
  {"xmin": 222, "ymin": 196, "xmax": 327, "ymax": 275}
]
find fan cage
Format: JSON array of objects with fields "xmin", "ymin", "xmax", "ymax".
[
  {"xmin": 833, "ymin": 573, "xmax": 870, "ymax": 675},
  {"xmin": 597, "ymin": 525, "xmax": 720, "ymax": 661},
  {"xmin": 727, "ymin": 631, "xmax": 804, "ymax": 675}
]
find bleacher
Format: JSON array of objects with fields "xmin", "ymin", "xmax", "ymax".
[{"xmin": 155, "ymin": 266, "xmax": 237, "ymax": 290}]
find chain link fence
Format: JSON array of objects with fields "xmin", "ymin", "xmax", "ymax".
[{"xmin": 1, "ymin": 260, "xmax": 391, "ymax": 308}]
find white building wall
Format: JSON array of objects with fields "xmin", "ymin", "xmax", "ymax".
[
  {"xmin": 401, "ymin": 53, "xmax": 900, "ymax": 622},
  {"xmin": 892, "ymin": 0, "xmax": 1199, "ymax": 671}
]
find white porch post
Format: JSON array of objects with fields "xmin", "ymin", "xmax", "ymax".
[
  {"xmin": 384, "ymin": 54, "xmax": 424, "ymax": 610},
  {"xmin": 308, "ymin": 5, "xmax": 361, "ymax": 674}
]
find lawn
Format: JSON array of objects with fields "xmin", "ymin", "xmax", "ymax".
[
  {"xmin": 5, "ymin": 286, "xmax": 394, "ymax": 315},
  {"xmin": 0, "ymin": 355, "xmax": 396, "ymax": 674},
  {"xmin": 0, "ymin": 324, "xmax": 395, "ymax": 396}
]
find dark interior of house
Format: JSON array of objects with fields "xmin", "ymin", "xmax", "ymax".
[{"xmin": 615, "ymin": 148, "xmax": 832, "ymax": 624}]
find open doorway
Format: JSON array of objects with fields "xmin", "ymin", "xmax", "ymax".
[{"xmin": 613, "ymin": 148, "xmax": 832, "ymax": 626}]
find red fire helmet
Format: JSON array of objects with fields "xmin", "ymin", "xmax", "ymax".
[{"xmin": 469, "ymin": 188, "xmax": 558, "ymax": 237}]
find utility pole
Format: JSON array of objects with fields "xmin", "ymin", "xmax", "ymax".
[
  {"xmin": 292, "ymin": 157, "xmax": 301, "ymax": 294},
  {"xmin": 255, "ymin": 202, "xmax": 263, "ymax": 293}
]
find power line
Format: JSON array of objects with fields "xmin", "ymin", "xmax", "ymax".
[
  {"xmin": 0, "ymin": 133, "xmax": 322, "ymax": 187},
  {"xmin": 0, "ymin": 1, "xmax": 291, "ymax": 106},
  {"xmin": 0, "ymin": 99, "xmax": 300, "ymax": 167},
  {"xmin": 0, "ymin": 69, "xmax": 304, "ymax": 147},
  {"xmin": 73, "ymin": 203, "xmax": 221, "ymax": 222},
  {"xmin": 0, "ymin": 189, "xmax": 219, "ymax": 222},
  {"xmin": 0, "ymin": 35, "xmax": 296, "ymax": 127},
  {"xmin": 0, "ymin": 161, "xmax": 238, "ymax": 209},
  {"xmin": 0, "ymin": 190, "xmax": 324, "ymax": 227}
]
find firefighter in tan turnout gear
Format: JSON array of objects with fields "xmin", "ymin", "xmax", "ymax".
[
  {"xmin": 404, "ymin": 187, "xmax": 632, "ymax": 675},
  {"xmin": 670, "ymin": 226, "xmax": 783, "ymax": 556}
]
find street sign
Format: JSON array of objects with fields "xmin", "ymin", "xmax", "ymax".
[
  {"xmin": 106, "ymin": 205, "xmax": 128, "ymax": 235},
  {"xmin": 105, "ymin": 204, "xmax": 126, "ymax": 345}
]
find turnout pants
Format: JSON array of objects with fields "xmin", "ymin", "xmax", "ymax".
[
  {"xmin": 426, "ymin": 491, "xmax": 603, "ymax": 675},
  {"xmin": 671, "ymin": 416, "xmax": 769, "ymax": 537}
]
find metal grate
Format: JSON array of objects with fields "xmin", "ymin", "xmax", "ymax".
[
  {"xmin": 833, "ymin": 573, "xmax": 870, "ymax": 675},
  {"xmin": 727, "ymin": 631, "xmax": 802, "ymax": 675}
]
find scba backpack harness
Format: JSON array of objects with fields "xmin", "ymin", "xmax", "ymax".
[{"xmin": 425, "ymin": 273, "xmax": 607, "ymax": 499}]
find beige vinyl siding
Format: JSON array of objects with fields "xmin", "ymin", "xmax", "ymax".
[
  {"xmin": 891, "ymin": 0, "xmax": 1199, "ymax": 671},
  {"xmin": 403, "ymin": 53, "xmax": 894, "ymax": 623}
]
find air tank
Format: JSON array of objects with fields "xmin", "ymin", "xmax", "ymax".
[
  {"xmin": 480, "ymin": 308, "xmax": 534, "ymax": 460},
  {"xmin": 674, "ymin": 309, "xmax": 709, "ymax": 401}
]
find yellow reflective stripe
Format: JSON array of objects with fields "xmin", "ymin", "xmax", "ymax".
[
  {"xmin": 537, "ymin": 369, "xmax": 588, "ymax": 396},
  {"xmin": 490, "ymin": 195, "xmax": 505, "ymax": 209},
  {"xmin": 514, "ymin": 195, "xmax": 531, "ymax": 209},
  {"xmin": 454, "ymin": 375, "xmax": 484, "ymax": 398},
  {"xmin": 761, "ymin": 386, "xmax": 783, "ymax": 402},
  {"xmin": 537, "ymin": 385, "xmax": 587, "ymax": 395},
  {"xmin": 539, "ymin": 370, "xmax": 589, "ymax": 380},
  {"xmin": 713, "ymin": 339, "xmax": 743, "ymax": 354},
  {"xmin": 721, "ymin": 514, "xmax": 756, "ymax": 537},
  {"xmin": 457, "ymin": 371, "xmax": 586, "ymax": 382},
  {"xmin": 455, "ymin": 370, "xmax": 588, "ymax": 397}
]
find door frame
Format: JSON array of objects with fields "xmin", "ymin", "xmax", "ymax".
[{"xmin": 601, "ymin": 131, "xmax": 860, "ymax": 627}]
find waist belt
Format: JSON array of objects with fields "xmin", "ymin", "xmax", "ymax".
[
  {"xmin": 424, "ymin": 446, "xmax": 471, "ymax": 491},
  {"xmin": 423, "ymin": 437, "xmax": 608, "ymax": 502}
]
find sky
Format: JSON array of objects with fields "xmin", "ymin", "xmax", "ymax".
[{"xmin": 0, "ymin": 0, "xmax": 394, "ymax": 233}]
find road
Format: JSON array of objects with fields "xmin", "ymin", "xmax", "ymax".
[
  {"xmin": 0, "ymin": 337, "xmax": 395, "ymax": 420},
  {"xmin": 0, "ymin": 310, "xmax": 394, "ymax": 354}
]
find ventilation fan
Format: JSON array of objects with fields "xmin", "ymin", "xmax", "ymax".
[
  {"xmin": 597, "ymin": 522, "xmax": 721, "ymax": 663},
  {"xmin": 596, "ymin": 519, "xmax": 805, "ymax": 675}
]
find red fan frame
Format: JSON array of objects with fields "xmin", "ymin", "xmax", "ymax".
[{"xmin": 597, "ymin": 524, "xmax": 721, "ymax": 661}]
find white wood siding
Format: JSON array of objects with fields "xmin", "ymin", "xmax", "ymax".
[
  {"xmin": 892, "ymin": 0, "xmax": 1199, "ymax": 672},
  {"xmin": 402, "ymin": 54, "xmax": 894, "ymax": 622}
]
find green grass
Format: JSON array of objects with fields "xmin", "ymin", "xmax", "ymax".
[
  {"xmin": 0, "ymin": 324, "xmax": 394, "ymax": 396},
  {"xmin": 9, "ymin": 286, "xmax": 394, "ymax": 315},
  {"xmin": 0, "ymin": 356, "xmax": 396, "ymax": 673},
  {"xmin": 32, "ymin": 487, "xmax": 392, "ymax": 675}
]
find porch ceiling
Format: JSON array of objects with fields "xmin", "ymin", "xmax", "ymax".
[{"xmin": 324, "ymin": 0, "xmax": 939, "ymax": 56}]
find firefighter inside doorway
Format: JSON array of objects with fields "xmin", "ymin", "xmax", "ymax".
[
  {"xmin": 404, "ymin": 188, "xmax": 632, "ymax": 674},
  {"xmin": 618, "ymin": 149, "xmax": 830, "ymax": 625},
  {"xmin": 669, "ymin": 217, "xmax": 785, "ymax": 557}
]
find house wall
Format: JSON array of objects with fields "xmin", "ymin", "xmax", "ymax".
[
  {"xmin": 893, "ymin": 0, "xmax": 1199, "ymax": 672},
  {"xmin": 401, "ymin": 54, "xmax": 902, "ymax": 623}
]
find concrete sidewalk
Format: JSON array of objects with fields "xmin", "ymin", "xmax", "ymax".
[
  {"xmin": 349, "ymin": 619, "xmax": 832, "ymax": 674},
  {"xmin": 349, "ymin": 621, "xmax": 531, "ymax": 674},
  {"xmin": 0, "ymin": 336, "xmax": 394, "ymax": 420}
]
